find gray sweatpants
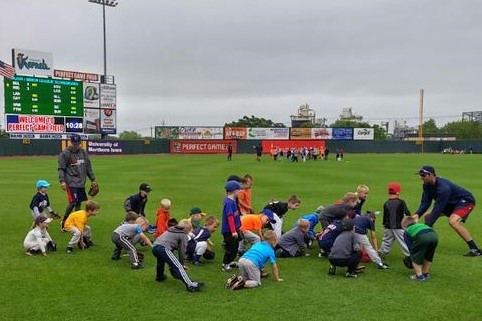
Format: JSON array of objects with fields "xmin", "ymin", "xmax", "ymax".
[
  {"xmin": 354, "ymin": 233, "xmax": 382, "ymax": 265},
  {"xmin": 67, "ymin": 226, "xmax": 91, "ymax": 247},
  {"xmin": 238, "ymin": 231, "xmax": 261, "ymax": 252},
  {"xmin": 238, "ymin": 258, "xmax": 261, "ymax": 288},
  {"xmin": 379, "ymin": 228, "xmax": 410, "ymax": 257},
  {"xmin": 112, "ymin": 233, "xmax": 139, "ymax": 264}
]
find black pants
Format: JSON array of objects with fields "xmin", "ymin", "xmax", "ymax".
[
  {"xmin": 329, "ymin": 251, "xmax": 362, "ymax": 273},
  {"xmin": 152, "ymin": 245, "xmax": 196, "ymax": 287},
  {"xmin": 223, "ymin": 232, "xmax": 240, "ymax": 264}
]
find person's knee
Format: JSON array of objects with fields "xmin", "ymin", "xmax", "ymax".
[{"xmin": 449, "ymin": 215, "xmax": 461, "ymax": 227}]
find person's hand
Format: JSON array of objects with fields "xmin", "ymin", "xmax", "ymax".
[
  {"xmin": 79, "ymin": 241, "xmax": 86, "ymax": 249},
  {"xmin": 60, "ymin": 182, "xmax": 67, "ymax": 191},
  {"xmin": 412, "ymin": 214, "xmax": 419, "ymax": 222},
  {"xmin": 91, "ymin": 181, "xmax": 98, "ymax": 186},
  {"xmin": 183, "ymin": 265, "xmax": 189, "ymax": 271},
  {"xmin": 232, "ymin": 232, "xmax": 238, "ymax": 239}
]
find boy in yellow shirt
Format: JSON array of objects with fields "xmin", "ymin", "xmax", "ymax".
[{"xmin": 64, "ymin": 200, "xmax": 100, "ymax": 253}]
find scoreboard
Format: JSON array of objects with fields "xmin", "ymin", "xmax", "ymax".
[{"xmin": 4, "ymin": 76, "xmax": 83, "ymax": 117}]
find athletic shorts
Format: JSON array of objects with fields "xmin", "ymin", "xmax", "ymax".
[
  {"xmin": 66, "ymin": 186, "xmax": 88, "ymax": 205},
  {"xmin": 446, "ymin": 201, "xmax": 475, "ymax": 223},
  {"xmin": 410, "ymin": 231, "xmax": 438, "ymax": 265}
]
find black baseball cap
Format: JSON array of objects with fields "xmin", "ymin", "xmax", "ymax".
[
  {"xmin": 70, "ymin": 134, "xmax": 81, "ymax": 145},
  {"xmin": 342, "ymin": 219, "xmax": 354, "ymax": 231},
  {"xmin": 417, "ymin": 165, "xmax": 436, "ymax": 176},
  {"xmin": 139, "ymin": 183, "xmax": 152, "ymax": 192}
]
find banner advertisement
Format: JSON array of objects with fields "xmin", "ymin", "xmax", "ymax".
[
  {"xmin": 290, "ymin": 128, "xmax": 312, "ymax": 140},
  {"xmin": 178, "ymin": 127, "xmax": 224, "ymax": 140},
  {"xmin": 83, "ymin": 108, "xmax": 101, "ymax": 134},
  {"xmin": 224, "ymin": 127, "xmax": 248, "ymax": 140},
  {"xmin": 10, "ymin": 133, "xmax": 88, "ymax": 140},
  {"xmin": 332, "ymin": 127, "xmax": 354, "ymax": 140},
  {"xmin": 12, "ymin": 48, "xmax": 53, "ymax": 77},
  {"xmin": 312, "ymin": 128, "xmax": 332, "ymax": 140},
  {"xmin": 353, "ymin": 128, "xmax": 375, "ymax": 140},
  {"xmin": 100, "ymin": 84, "xmax": 116, "ymax": 109},
  {"xmin": 262, "ymin": 140, "xmax": 325, "ymax": 153},
  {"xmin": 83, "ymin": 83, "xmax": 100, "ymax": 108},
  {"xmin": 6, "ymin": 115, "xmax": 64, "ymax": 133},
  {"xmin": 247, "ymin": 127, "xmax": 290, "ymax": 140},
  {"xmin": 100, "ymin": 109, "xmax": 116, "ymax": 134},
  {"xmin": 170, "ymin": 140, "xmax": 236, "ymax": 154},
  {"xmin": 155, "ymin": 126, "xmax": 180, "ymax": 139},
  {"xmin": 87, "ymin": 140, "xmax": 124, "ymax": 155},
  {"xmin": 54, "ymin": 69, "xmax": 99, "ymax": 82}
]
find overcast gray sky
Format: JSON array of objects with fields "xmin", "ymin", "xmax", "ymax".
[{"xmin": 1, "ymin": 0, "xmax": 481, "ymax": 134}]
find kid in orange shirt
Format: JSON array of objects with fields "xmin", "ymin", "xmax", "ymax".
[
  {"xmin": 238, "ymin": 213, "xmax": 273, "ymax": 254},
  {"xmin": 154, "ymin": 199, "xmax": 171, "ymax": 239},
  {"xmin": 238, "ymin": 175, "xmax": 254, "ymax": 215}
]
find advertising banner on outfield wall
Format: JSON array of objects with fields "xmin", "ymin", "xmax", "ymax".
[
  {"xmin": 170, "ymin": 140, "xmax": 237, "ymax": 154},
  {"xmin": 155, "ymin": 126, "xmax": 180, "ymax": 139},
  {"xmin": 247, "ymin": 128, "xmax": 290, "ymax": 140},
  {"xmin": 224, "ymin": 127, "xmax": 248, "ymax": 139},
  {"xmin": 290, "ymin": 128, "xmax": 312, "ymax": 140},
  {"xmin": 332, "ymin": 128, "xmax": 354, "ymax": 140},
  {"xmin": 6, "ymin": 115, "xmax": 64, "ymax": 133},
  {"xmin": 178, "ymin": 127, "xmax": 224, "ymax": 140},
  {"xmin": 353, "ymin": 128, "xmax": 375, "ymax": 140},
  {"xmin": 87, "ymin": 140, "xmax": 124, "ymax": 155},
  {"xmin": 312, "ymin": 128, "xmax": 332, "ymax": 140}
]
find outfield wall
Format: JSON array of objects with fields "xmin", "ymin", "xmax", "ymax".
[{"xmin": 0, "ymin": 139, "xmax": 480, "ymax": 156}]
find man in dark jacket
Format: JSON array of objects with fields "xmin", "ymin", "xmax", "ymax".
[
  {"xmin": 413, "ymin": 165, "xmax": 480, "ymax": 256},
  {"xmin": 124, "ymin": 183, "xmax": 152, "ymax": 217},
  {"xmin": 58, "ymin": 134, "xmax": 97, "ymax": 229}
]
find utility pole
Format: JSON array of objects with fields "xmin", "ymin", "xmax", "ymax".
[{"xmin": 418, "ymin": 89, "xmax": 424, "ymax": 154}]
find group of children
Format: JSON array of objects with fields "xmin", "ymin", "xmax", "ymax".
[
  {"xmin": 23, "ymin": 173, "xmax": 439, "ymax": 293},
  {"xmin": 270, "ymin": 147, "xmax": 346, "ymax": 162}
]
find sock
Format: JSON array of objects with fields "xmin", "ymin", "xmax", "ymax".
[{"xmin": 467, "ymin": 240, "xmax": 478, "ymax": 250}]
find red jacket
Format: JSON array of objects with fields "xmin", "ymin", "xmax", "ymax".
[{"xmin": 154, "ymin": 208, "xmax": 170, "ymax": 239}]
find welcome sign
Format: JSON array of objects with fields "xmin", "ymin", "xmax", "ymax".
[{"xmin": 12, "ymin": 49, "xmax": 53, "ymax": 77}]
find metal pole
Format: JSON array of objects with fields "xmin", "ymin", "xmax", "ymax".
[
  {"xmin": 419, "ymin": 89, "xmax": 424, "ymax": 154},
  {"xmin": 103, "ymin": 1, "xmax": 107, "ymax": 79}
]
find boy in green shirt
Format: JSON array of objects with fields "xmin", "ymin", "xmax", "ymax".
[{"xmin": 401, "ymin": 216, "xmax": 438, "ymax": 282}]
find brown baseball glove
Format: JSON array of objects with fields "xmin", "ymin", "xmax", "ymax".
[{"xmin": 88, "ymin": 182, "xmax": 99, "ymax": 197}]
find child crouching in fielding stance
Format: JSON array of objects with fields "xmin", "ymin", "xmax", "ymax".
[
  {"xmin": 112, "ymin": 212, "xmax": 153, "ymax": 269},
  {"xmin": 276, "ymin": 219, "xmax": 310, "ymax": 257},
  {"xmin": 153, "ymin": 198, "xmax": 171, "ymax": 239},
  {"xmin": 152, "ymin": 219, "xmax": 204, "ymax": 292},
  {"xmin": 187, "ymin": 216, "xmax": 219, "ymax": 265},
  {"xmin": 401, "ymin": 216, "xmax": 438, "ymax": 282},
  {"xmin": 29, "ymin": 180, "xmax": 60, "ymax": 225},
  {"xmin": 64, "ymin": 200, "xmax": 99, "ymax": 253},
  {"xmin": 226, "ymin": 230, "xmax": 283, "ymax": 290},
  {"xmin": 328, "ymin": 219, "xmax": 363, "ymax": 278},
  {"xmin": 24, "ymin": 216, "xmax": 56, "ymax": 256}
]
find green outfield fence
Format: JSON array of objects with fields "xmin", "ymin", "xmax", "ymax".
[{"xmin": 0, "ymin": 138, "xmax": 480, "ymax": 157}]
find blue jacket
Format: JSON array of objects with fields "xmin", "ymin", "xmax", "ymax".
[
  {"xmin": 296, "ymin": 213, "xmax": 319, "ymax": 237},
  {"xmin": 416, "ymin": 177, "xmax": 475, "ymax": 226}
]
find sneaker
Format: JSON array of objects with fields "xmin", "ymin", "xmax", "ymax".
[
  {"xmin": 229, "ymin": 261, "xmax": 239, "ymax": 268},
  {"xmin": 25, "ymin": 250, "xmax": 34, "ymax": 256},
  {"xmin": 260, "ymin": 271, "xmax": 270, "ymax": 278},
  {"xmin": 131, "ymin": 263, "xmax": 144, "ymax": 270},
  {"xmin": 155, "ymin": 275, "xmax": 167, "ymax": 282},
  {"xmin": 225, "ymin": 274, "xmax": 239, "ymax": 289},
  {"xmin": 66, "ymin": 247, "xmax": 73, "ymax": 254},
  {"xmin": 318, "ymin": 250, "xmax": 328, "ymax": 258},
  {"xmin": 328, "ymin": 265, "xmax": 336, "ymax": 275},
  {"xmin": 377, "ymin": 263, "xmax": 389, "ymax": 270},
  {"xmin": 230, "ymin": 277, "xmax": 245, "ymax": 290},
  {"xmin": 423, "ymin": 273, "xmax": 431, "ymax": 279},
  {"xmin": 345, "ymin": 271, "xmax": 358, "ymax": 278},
  {"xmin": 410, "ymin": 274, "xmax": 426, "ymax": 282},
  {"xmin": 186, "ymin": 284, "xmax": 202, "ymax": 292},
  {"xmin": 221, "ymin": 264, "xmax": 232, "ymax": 272},
  {"xmin": 463, "ymin": 249, "xmax": 482, "ymax": 257},
  {"xmin": 111, "ymin": 255, "xmax": 121, "ymax": 261},
  {"xmin": 87, "ymin": 240, "xmax": 95, "ymax": 247}
]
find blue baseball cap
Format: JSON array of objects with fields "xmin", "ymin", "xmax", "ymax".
[
  {"xmin": 70, "ymin": 134, "xmax": 81, "ymax": 145},
  {"xmin": 36, "ymin": 180, "xmax": 51, "ymax": 188},
  {"xmin": 261, "ymin": 209, "xmax": 276, "ymax": 223},
  {"xmin": 225, "ymin": 180, "xmax": 243, "ymax": 192},
  {"xmin": 417, "ymin": 165, "xmax": 436, "ymax": 176}
]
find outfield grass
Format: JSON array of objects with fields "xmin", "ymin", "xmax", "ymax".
[{"xmin": 1, "ymin": 153, "xmax": 481, "ymax": 321}]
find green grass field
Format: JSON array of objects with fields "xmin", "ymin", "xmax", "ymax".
[{"xmin": 1, "ymin": 153, "xmax": 481, "ymax": 321}]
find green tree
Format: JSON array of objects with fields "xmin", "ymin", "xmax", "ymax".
[
  {"xmin": 118, "ymin": 130, "xmax": 143, "ymax": 140},
  {"xmin": 330, "ymin": 120, "xmax": 388, "ymax": 140},
  {"xmin": 440, "ymin": 120, "xmax": 482, "ymax": 139},
  {"xmin": 422, "ymin": 118, "xmax": 439, "ymax": 134},
  {"xmin": 225, "ymin": 115, "xmax": 286, "ymax": 128}
]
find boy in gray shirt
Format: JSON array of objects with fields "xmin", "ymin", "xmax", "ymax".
[
  {"xmin": 276, "ymin": 219, "xmax": 310, "ymax": 257},
  {"xmin": 112, "ymin": 212, "xmax": 153, "ymax": 269},
  {"xmin": 328, "ymin": 219, "xmax": 363, "ymax": 278},
  {"xmin": 152, "ymin": 219, "xmax": 204, "ymax": 292}
]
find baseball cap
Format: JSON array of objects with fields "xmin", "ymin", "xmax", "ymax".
[
  {"xmin": 190, "ymin": 207, "xmax": 206, "ymax": 216},
  {"xmin": 342, "ymin": 219, "xmax": 355, "ymax": 231},
  {"xmin": 387, "ymin": 182, "xmax": 401, "ymax": 194},
  {"xmin": 226, "ymin": 175, "xmax": 243, "ymax": 183},
  {"xmin": 35, "ymin": 215, "xmax": 52, "ymax": 225},
  {"xmin": 70, "ymin": 134, "xmax": 81, "ymax": 145},
  {"xmin": 417, "ymin": 165, "xmax": 436, "ymax": 176},
  {"xmin": 261, "ymin": 209, "xmax": 276, "ymax": 223},
  {"xmin": 36, "ymin": 180, "xmax": 51, "ymax": 188},
  {"xmin": 225, "ymin": 180, "xmax": 243, "ymax": 192},
  {"xmin": 139, "ymin": 183, "xmax": 152, "ymax": 192}
]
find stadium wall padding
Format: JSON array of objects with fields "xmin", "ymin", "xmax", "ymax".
[{"xmin": 0, "ymin": 139, "xmax": 481, "ymax": 156}]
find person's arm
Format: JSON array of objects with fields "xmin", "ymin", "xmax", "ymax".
[
  {"xmin": 140, "ymin": 199, "xmax": 147, "ymax": 216},
  {"xmin": 124, "ymin": 197, "xmax": 133, "ymax": 212},
  {"xmin": 296, "ymin": 232, "xmax": 307, "ymax": 256},
  {"xmin": 32, "ymin": 206, "xmax": 41, "ymax": 217},
  {"xmin": 178, "ymin": 235, "xmax": 187, "ymax": 266},
  {"xmin": 271, "ymin": 263, "xmax": 283, "ymax": 282},
  {"xmin": 227, "ymin": 215, "xmax": 238, "ymax": 238},
  {"xmin": 428, "ymin": 186, "xmax": 451, "ymax": 221},
  {"xmin": 140, "ymin": 233, "xmax": 153, "ymax": 247},
  {"xmin": 58, "ymin": 152, "xmax": 68, "ymax": 190},
  {"xmin": 402, "ymin": 200, "xmax": 411, "ymax": 216},
  {"xmin": 414, "ymin": 187, "xmax": 432, "ymax": 219}
]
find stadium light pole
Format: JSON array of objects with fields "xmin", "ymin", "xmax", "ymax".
[{"xmin": 88, "ymin": 0, "xmax": 118, "ymax": 83}]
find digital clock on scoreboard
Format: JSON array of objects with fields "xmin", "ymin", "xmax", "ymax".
[{"xmin": 4, "ymin": 76, "xmax": 83, "ymax": 117}]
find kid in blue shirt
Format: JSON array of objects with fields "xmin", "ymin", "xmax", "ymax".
[{"xmin": 221, "ymin": 180, "xmax": 243, "ymax": 272}]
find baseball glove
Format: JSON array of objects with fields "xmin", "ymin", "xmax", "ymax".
[
  {"xmin": 88, "ymin": 182, "xmax": 99, "ymax": 197},
  {"xmin": 137, "ymin": 251, "xmax": 145, "ymax": 262},
  {"xmin": 49, "ymin": 211, "xmax": 61, "ymax": 220}
]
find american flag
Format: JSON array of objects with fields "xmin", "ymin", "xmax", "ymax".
[{"xmin": 0, "ymin": 60, "xmax": 15, "ymax": 79}]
